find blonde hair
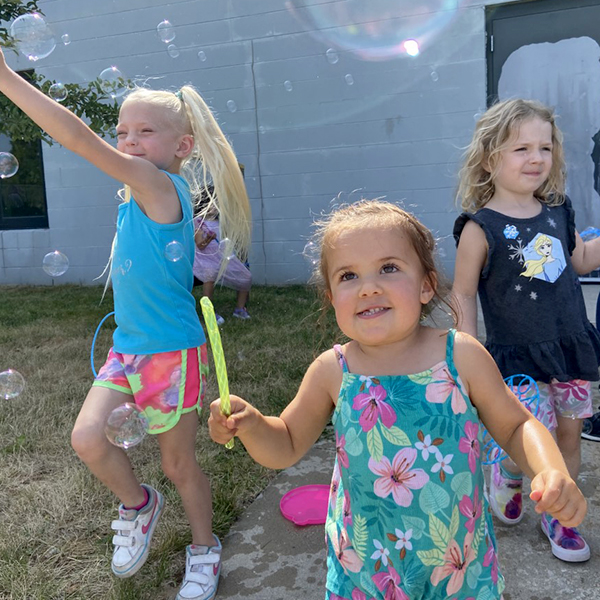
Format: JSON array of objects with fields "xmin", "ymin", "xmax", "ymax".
[
  {"xmin": 456, "ymin": 99, "xmax": 566, "ymax": 213},
  {"xmin": 520, "ymin": 234, "xmax": 552, "ymax": 279},
  {"xmin": 311, "ymin": 199, "xmax": 456, "ymax": 323}
]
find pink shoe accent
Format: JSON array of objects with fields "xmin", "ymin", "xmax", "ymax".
[{"xmin": 541, "ymin": 514, "xmax": 590, "ymax": 563}]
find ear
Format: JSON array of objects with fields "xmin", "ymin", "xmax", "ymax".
[
  {"xmin": 481, "ymin": 154, "xmax": 491, "ymax": 174},
  {"xmin": 420, "ymin": 273, "xmax": 436, "ymax": 305},
  {"xmin": 175, "ymin": 134, "xmax": 194, "ymax": 159}
]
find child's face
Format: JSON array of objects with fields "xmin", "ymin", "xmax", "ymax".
[
  {"xmin": 116, "ymin": 101, "xmax": 191, "ymax": 172},
  {"xmin": 488, "ymin": 117, "xmax": 553, "ymax": 200},
  {"xmin": 326, "ymin": 227, "xmax": 435, "ymax": 347}
]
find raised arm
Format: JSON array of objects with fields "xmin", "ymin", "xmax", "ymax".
[
  {"xmin": 452, "ymin": 219, "xmax": 487, "ymax": 339},
  {"xmin": 208, "ymin": 349, "xmax": 340, "ymax": 469},
  {"xmin": 454, "ymin": 333, "xmax": 586, "ymax": 526},
  {"xmin": 570, "ymin": 232, "xmax": 600, "ymax": 275},
  {"xmin": 0, "ymin": 49, "xmax": 180, "ymax": 222}
]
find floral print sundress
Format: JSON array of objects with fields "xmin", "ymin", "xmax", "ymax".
[{"xmin": 325, "ymin": 329, "xmax": 505, "ymax": 600}]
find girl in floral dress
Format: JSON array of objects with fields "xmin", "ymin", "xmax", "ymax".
[{"xmin": 209, "ymin": 200, "xmax": 586, "ymax": 599}]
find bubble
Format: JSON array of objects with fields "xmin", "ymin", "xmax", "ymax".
[
  {"xmin": 167, "ymin": 44, "xmax": 180, "ymax": 58},
  {"xmin": 219, "ymin": 238, "xmax": 235, "ymax": 260},
  {"xmin": 164, "ymin": 241, "xmax": 184, "ymax": 262},
  {"xmin": 258, "ymin": 126, "xmax": 266, "ymax": 134},
  {"xmin": 344, "ymin": 73, "xmax": 354, "ymax": 85},
  {"xmin": 157, "ymin": 20, "xmax": 176, "ymax": 43},
  {"xmin": 227, "ymin": 100, "xmax": 237, "ymax": 113},
  {"xmin": 10, "ymin": 13, "xmax": 56, "ymax": 61},
  {"xmin": 61, "ymin": 33, "xmax": 70, "ymax": 45},
  {"xmin": 198, "ymin": 50, "xmax": 207, "ymax": 62},
  {"xmin": 403, "ymin": 39, "xmax": 420, "ymax": 57},
  {"xmin": 0, "ymin": 153, "xmax": 19, "ymax": 179},
  {"xmin": 325, "ymin": 48, "xmax": 339, "ymax": 64},
  {"xmin": 287, "ymin": 2, "xmax": 466, "ymax": 62},
  {"xmin": 302, "ymin": 241, "xmax": 319, "ymax": 266},
  {"xmin": 42, "ymin": 250, "xmax": 69, "ymax": 277},
  {"xmin": 49, "ymin": 83, "xmax": 68, "ymax": 102},
  {"xmin": 98, "ymin": 66, "xmax": 127, "ymax": 99},
  {"xmin": 105, "ymin": 403, "xmax": 149, "ymax": 449},
  {"xmin": 0, "ymin": 369, "xmax": 26, "ymax": 400},
  {"xmin": 284, "ymin": 80, "xmax": 293, "ymax": 92},
  {"xmin": 430, "ymin": 70, "xmax": 439, "ymax": 82}
]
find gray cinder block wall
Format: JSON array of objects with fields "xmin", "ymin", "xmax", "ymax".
[{"xmin": 0, "ymin": 0, "xmax": 519, "ymax": 285}]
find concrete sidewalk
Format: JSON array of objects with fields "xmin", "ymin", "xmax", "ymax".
[{"xmin": 217, "ymin": 284, "xmax": 600, "ymax": 600}]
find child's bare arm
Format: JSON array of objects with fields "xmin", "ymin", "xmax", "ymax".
[
  {"xmin": 208, "ymin": 350, "xmax": 340, "ymax": 469},
  {"xmin": 455, "ymin": 333, "xmax": 587, "ymax": 527},
  {"xmin": 0, "ymin": 49, "xmax": 181, "ymax": 223},
  {"xmin": 452, "ymin": 220, "xmax": 487, "ymax": 339},
  {"xmin": 571, "ymin": 232, "xmax": 600, "ymax": 275}
]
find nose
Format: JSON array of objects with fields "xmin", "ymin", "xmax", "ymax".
[
  {"xmin": 529, "ymin": 149, "xmax": 543, "ymax": 163},
  {"xmin": 359, "ymin": 276, "xmax": 382, "ymax": 297}
]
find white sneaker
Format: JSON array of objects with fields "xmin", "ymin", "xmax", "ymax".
[
  {"xmin": 176, "ymin": 536, "xmax": 222, "ymax": 600},
  {"xmin": 111, "ymin": 484, "xmax": 164, "ymax": 578},
  {"xmin": 215, "ymin": 314, "xmax": 225, "ymax": 327}
]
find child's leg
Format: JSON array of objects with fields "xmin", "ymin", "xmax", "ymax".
[
  {"xmin": 71, "ymin": 385, "xmax": 145, "ymax": 506},
  {"xmin": 202, "ymin": 281, "xmax": 215, "ymax": 301},
  {"xmin": 554, "ymin": 416, "xmax": 583, "ymax": 478},
  {"xmin": 157, "ymin": 410, "xmax": 214, "ymax": 546},
  {"xmin": 235, "ymin": 289, "xmax": 249, "ymax": 310}
]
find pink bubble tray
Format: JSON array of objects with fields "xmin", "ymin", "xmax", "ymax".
[{"xmin": 279, "ymin": 484, "xmax": 330, "ymax": 526}]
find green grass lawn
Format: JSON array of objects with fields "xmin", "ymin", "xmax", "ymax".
[{"xmin": 0, "ymin": 284, "xmax": 339, "ymax": 599}]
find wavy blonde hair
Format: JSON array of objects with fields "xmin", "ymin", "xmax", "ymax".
[
  {"xmin": 456, "ymin": 99, "xmax": 566, "ymax": 213},
  {"xmin": 520, "ymin": 234, "xmax": 552, "ymax": 279},
  {"xmin": 310, "ymin": 199, "xmax": 456, "ymax": 324}
]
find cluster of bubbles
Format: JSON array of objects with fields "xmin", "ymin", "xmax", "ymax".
[
  {"xmin": 156, "ymin": 20, "xmax": 181, "ymax": 59},
  {"xmin": 0, "ymin": 153, "xmax": 19, "ymax": 179},
  {"xmin": 42, "ymin": 250, "xmax": 69, "ymax": 277},
  {"xmin": 105, "ymin": 403, "xmax": 149, "ymax": 449},
  {"xmin": 0, "ymin": 369, "xmax": 26, "ymax": 400}
]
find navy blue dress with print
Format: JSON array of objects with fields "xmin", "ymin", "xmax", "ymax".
[{"xmin": 453, "ymin": 198, "xmax": 600, "ymax": 383}]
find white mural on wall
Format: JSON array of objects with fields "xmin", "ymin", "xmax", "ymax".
[{"xmin": 498, "ymin": 36, "xmax": 600, "ymax": 228}]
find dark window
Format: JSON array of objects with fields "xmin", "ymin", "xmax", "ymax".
[{"xmin": 0, "ymin": 70, "xmax": 48, "ymax": 230}]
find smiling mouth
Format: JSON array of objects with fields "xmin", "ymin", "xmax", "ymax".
[{"xmin": 358, "ymin": 307, "xmax": 389, "ymax": 317}]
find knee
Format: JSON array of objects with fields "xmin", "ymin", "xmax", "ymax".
[
  {"xmin": 71, "ymin": 424, "xmax": 108, "ymax": 463},
  {"xmin": 161, "ymin": 453, "xmax": 195, "ymax": 486},
  {"xmin": 555, "ymin": 429, "xmax": 581, "ymax": 455}
]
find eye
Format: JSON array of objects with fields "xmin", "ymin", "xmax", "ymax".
[
  {"xmin": 542, "ymin": 146, "xmax": 552, "ymax": 152},
  {"xmin": 381, "ymin": 263, "xmax": 399, "ymax": 274},
  {"xmin": 141, "ymin": 128, "xmax": 153, "ymax": 133},
  {"xmin": 116, "ymin": 131, "xmax": 126, "ymax": 137},
  {"xmin": 339, "ymin": 271, "xmax": 357, "ymax": 282}
]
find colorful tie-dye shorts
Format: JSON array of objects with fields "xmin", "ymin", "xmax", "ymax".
[{"xmin": 93, "ymin": 345, "xmax": 208, "ymax": 433}]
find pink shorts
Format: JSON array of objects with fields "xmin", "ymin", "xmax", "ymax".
[
  {"xmin": 93, "ymin": 345, "xmax": 209, "ymax": 434},
  {"xmin": 513, "ymin": 379, "xmax": 593, "ymax": 431}
]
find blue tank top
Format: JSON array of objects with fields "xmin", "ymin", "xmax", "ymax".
[
  {"xmin": 326, "ymin": 330, "xmax": 504, "ymax": 600},
  {"xmin": 111, "ymin": 172, "xmax": 205, "ymax": 354}
]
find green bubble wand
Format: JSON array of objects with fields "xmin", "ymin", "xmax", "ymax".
[{"xmin": 200, "ymin": 297, "xmax": 234, "ymax": 449}]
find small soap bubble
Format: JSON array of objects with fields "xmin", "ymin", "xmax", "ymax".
[
  {"xmin": 258, "ymin": 125, "xmax": 266, "ymax": 134},
  {"xmin": 167, "ymin": 44, "xmax": 180, "ymax": 58},
  {"xmin": 42, "ymin": 250, "xmax": 69, "ymax": 277},
  {"xmin": 61, "ymin": 33, "xmax": 70, "ymax": 45},
  {"xmin": 49, "ymin": 82, "xmax": 68, "ymax": 102},
  {"xmin": 227, "ymin": 100, "xmax": 237, "ymax": 113},
  {"xmin": 404, "ymin": 39, "xmax": 420, "ymax": 57},
  {"xmin": 10, "ymin": 13, "xmax": 56, "ymax": 61},
  {"xmin": 105, "ymin": 403, "xmax": 149, "ymax": 449},
  {"xmin": 237, "ymin": 351, "xmax": 245, "ymax": 361},
  {"xmin": 0, "ymin": 369, "xmax": 26, "ymax": 400},
  {"xmin": 198, "ymin": 50, "xmax": 207, "ymax": 62},
  {"xmin": 219, "ymin": 238, "xmax": 235, "ymax": 260},
  {"xmin": 325, "ymin": 48, "xmax": 339, "ymax": 64},
  {"xmin": 0, "ymin": 153, "xmax": 19, "ymax": 179},
  {"xmin": 284, "ymin": 80, "xmax": 293, "ymax": 92},
  {"xmin": 99, "ymin": 66, "xmax": 127, "ymax": 99},
  {"xmin": 344, "ymin": 73, "xmax": 354, "ymax": 85},
  {"xmin": 157, "ymin": 20, "xmax": 176, "ymax": 43},
  {"xmin": 302, "ymin": 241, "xmax": 319, "ymax": 266},
  {"xmin": 164, "ymin": 241, "xmax": 184, "ymax": 262},
  {"xmin": 430, "ymin": 70, "xmax": 439, "ymax": 82}
]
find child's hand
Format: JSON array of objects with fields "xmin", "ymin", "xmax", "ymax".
[
  {"xmin": 530, "ymin": 469, "xmax": 587, "ymax": 527},
  {"xmin": 208, "ymin": 394, "xmax": 257, "ymax": 445},
  {"xmin": 196, "ymin": 230, "xmax": 216, "ymax": 250}
]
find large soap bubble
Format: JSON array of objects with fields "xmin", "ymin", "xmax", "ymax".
[
  {"xmin": 0, "ymin": 369, "xmax": 26, "ymax": 400},
  {"xmin": 49, "ymin": 83, "xmax": 68, "ymax": 102},
  {"xmin": 157, "ymin": 20, "xmax": 176, "ymax": 43},
  {"xmin": 0, "ymin": 153, "xmax": 19, "ymax": 179},
  {"xmin": 42, "ymin": 251, "xmax": 69, "ymax": 277},
  {"xmin": 99, "ymin": 66, "xmax": 127, "ymax": 99},
  {"xmin": 105, "ymin": 403, "xmax": 149, "ymax": 449},
  {"xmin": 287, "ymin": 0, "xmax": 465, "ymax": 61},
  {"xmin": 10, "ymin": 13, "xmax": 56, "ymax": 61}
]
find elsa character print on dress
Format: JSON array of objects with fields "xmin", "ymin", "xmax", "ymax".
[
  {"xmin": 453, "ymin": 98, "xmax": 600, "ymax": 563},
  {"xmin": 209, "ymin": 200, "xmax": 586, "ymax": 600},
  {"xmin": 0, "ymin": 46, "xmax": 251, "ymax": 600}
]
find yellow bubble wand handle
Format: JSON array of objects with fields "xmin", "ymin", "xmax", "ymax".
[{"xmin": 200, "ymin": 297, "xmax": 234, "ymax": 449}]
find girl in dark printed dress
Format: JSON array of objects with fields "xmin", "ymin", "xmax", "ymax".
[{"xmin": 453, "ymin": 98, "xmax": 600, "ymax": 563}]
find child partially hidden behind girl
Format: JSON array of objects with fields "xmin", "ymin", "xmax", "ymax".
[{"xmin": 209, "ymin": 199, "xmax": 586, "ymax": 600}]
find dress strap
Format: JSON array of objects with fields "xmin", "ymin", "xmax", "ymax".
[
  {"xmin": 333, "ymin": 344, "xmax": 349, "ymax": 373},
  {"xmin": 445, "ymin": 328, "xmax": 458, "ymax": 374}
]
